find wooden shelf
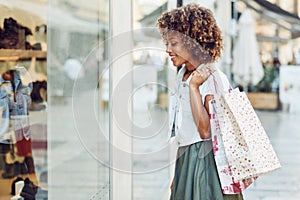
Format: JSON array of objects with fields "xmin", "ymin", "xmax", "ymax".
[
  {"xmin": 247, "ymin": 92, "xmax": 279, "ymax": 110},
  {"xmin": 0, "ymin": 49, "xmax": 46, "ymax": 60}
]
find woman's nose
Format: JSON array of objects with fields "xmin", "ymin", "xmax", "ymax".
[{"xmin": 166, "ymin": 45, "xmax": 171, "ymax": 53}]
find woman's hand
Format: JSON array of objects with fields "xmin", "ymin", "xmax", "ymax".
[{"xmin": 189, "ymin": 66, "xmax": 214, "ymax": 89}]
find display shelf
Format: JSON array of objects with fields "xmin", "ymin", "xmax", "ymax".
[{"xmin": 0, "ymin": 49, "xmax": 46, "ymax": 60}]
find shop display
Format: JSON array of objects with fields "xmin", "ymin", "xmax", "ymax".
[
  {"xmin": 0, "ymin": 17, "xmax": 44, "ymax": 50},
  {"xmin": 0, "ymin": 12, "xmax": 47, "ymax": 200}
]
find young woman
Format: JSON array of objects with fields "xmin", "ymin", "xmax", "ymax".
[{"xmin": 157, "ymin": 4, "xmax": 243, "ymax": 200}]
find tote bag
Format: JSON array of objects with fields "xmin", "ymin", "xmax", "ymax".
[
  {"xmin": 209, "ymin": 98, "xmax": 257, "ymax": 194},
  {"xmin": 212, "ymin": 71, "xmax": 281, "ymax": 183}
]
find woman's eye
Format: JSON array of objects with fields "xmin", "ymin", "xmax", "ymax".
[{"xmin": 171, "ymin": 42, "xmax": 177, "ymax": 46}]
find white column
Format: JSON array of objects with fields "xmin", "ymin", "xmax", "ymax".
[
  {"xmin": 215, "ymin": 0, "xmax": 232, "ymax": 77},
  {"xmin": 109, "ymin": 0, "xmax": 133, "ymax": 199},
  {"xmin": 168, "ymin": 0, "xmax": 177, "ymax": 10}
]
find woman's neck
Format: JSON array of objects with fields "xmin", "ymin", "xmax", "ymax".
[
  {"xmin": 185, "ymin": 60, "xmax": 201, "ymax": 71},
  {"xmin": 182, "ymin": 63, "xmax": 199, "ymax": 81}
]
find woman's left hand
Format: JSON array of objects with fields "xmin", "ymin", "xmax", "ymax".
[{"xmin": 189, "ymin": 66, "xmax": 214, "ymax": 89}]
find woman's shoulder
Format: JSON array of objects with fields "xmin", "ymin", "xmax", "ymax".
[
  {"xmin": 200, "ymin": 66, "xmax": 231, "ymax": 92},
  {"xmin": 211, "ymin": 68, "xmax": 231, "ymax": 92}
]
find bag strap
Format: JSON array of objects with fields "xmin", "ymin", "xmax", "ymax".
[{"xmin": 209, "ymin": 68, "xmax": 232, "ymax": 95}]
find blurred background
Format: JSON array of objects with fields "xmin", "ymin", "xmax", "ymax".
[{"xmin": 0, "ymin": 0, "xmax": 299, "ymax": 199}]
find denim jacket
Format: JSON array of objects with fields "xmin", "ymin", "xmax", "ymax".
[
  {"xmin": 0, "ymin": 82, "xmax": 9, "ymax": 138},
  {"xmin": 0, "ymin": 71, "xmax": 32, "ymax": 141}
]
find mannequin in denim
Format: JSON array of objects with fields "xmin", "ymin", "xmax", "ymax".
[{"xmin": 0, "ymin": 69, "xmax": 34, "ymax": 178}]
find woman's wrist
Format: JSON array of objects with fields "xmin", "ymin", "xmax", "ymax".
[{"xmin": 189, "ymin": 84, "xmax": 200, "ymax": 92}]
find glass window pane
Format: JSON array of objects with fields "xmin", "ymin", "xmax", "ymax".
[
  {"xmin": 133, "ymin": 1, "xmax": 172, "ymax": 199},
  {"xmin": 48, "ymin": 0, "xmax": 109, "ymax": 199}
]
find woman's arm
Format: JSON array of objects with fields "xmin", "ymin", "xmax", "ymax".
[
  {"xmin": 189, "ymin": 86, "xmax": 213, "ymax": 139},
  {"xmin": 189, "ymin": 66, "xmax": 214, "ymax": 139}
]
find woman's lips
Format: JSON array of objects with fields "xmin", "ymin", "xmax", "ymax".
[{"xmin": 170, "ymin": 55, "xmax": 176, "ymax": 62}]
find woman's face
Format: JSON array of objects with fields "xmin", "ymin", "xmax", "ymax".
[{"xmin": 165, "ymin": 33, "xmax": 195, "ymax": 68}]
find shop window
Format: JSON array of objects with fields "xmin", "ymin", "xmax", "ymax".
[{"xmin": 0, "ymin": 2, "xmax": 47, "ymax": 199}]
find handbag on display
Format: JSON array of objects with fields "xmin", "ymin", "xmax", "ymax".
[{"xmin": 209, "ymin": 70, "xmax": 281, "ymax": 193}]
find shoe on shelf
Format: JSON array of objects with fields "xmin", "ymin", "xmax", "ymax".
[{"xmin": 2, "ymin": 163, "xmax": 15, "ymax": 179}]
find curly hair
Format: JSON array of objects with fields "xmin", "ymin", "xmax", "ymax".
[{"xmin": 157, "ymin": 4, "xmax": 223, "ymax": 63}]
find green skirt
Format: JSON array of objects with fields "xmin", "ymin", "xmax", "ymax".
[{"xmin": 170, "ymin": 141, "xmax": 243, "ymax": 200}]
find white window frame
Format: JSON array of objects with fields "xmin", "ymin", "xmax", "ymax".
[{"xmin": 109, "ymin": 0, "xmax": 133, "ymax": 199}]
